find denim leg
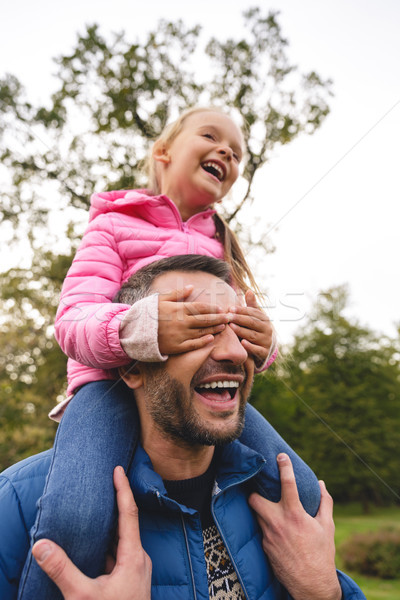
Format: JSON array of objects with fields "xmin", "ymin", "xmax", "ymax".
[
  {"xmin": 18, "ymin": 379, "xmax": 139, "ymax": 600},
  {"xmin": 240, "ymin": 404, "xmax": 321, "ymax": 516}
]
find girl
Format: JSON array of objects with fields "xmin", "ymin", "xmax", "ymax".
[{"xmin": 18, "ymin": 107, "xmax": 320, "ymax": 599}]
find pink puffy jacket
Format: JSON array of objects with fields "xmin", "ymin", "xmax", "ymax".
[{"xmin": 54, "ymin": 189, "xmax": 224, "ymax": 403}]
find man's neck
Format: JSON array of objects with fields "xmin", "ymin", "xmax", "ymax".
[{"xmin": 140, "ymin": 427, "xmax": 215, "ymax": 481}]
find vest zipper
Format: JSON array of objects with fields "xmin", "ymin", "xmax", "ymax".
[
  {"xmin": 210, "ymin": 466, "xmax": 264, "ymax": 600},
  {"xmin": 180, "ymin": 513, "xmax": 198, "ymax": 600},
  {"xmin": 211, "ymin": 508, "xmax": 250, "ymax": 600}
]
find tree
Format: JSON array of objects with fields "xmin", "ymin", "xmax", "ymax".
[
  {"xmin": 0, "ymin": 249, "xmax": 72, "ymax": 468},
  {"xmin": 0, "ymin": 8, "xmax": 332, "ymax": 246},
  {"xmin": 252, "ymin": 286, "xmax": 400, "ymax": 508},
  {"xmin": 0, "ymin": 8, "xmax": 333, "ymax": 467}
]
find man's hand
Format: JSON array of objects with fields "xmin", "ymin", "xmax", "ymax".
[
  {"xmin": 32, "ymin": 467, "xmax": 152, "ymax": 600},
  {"xmin": 248, "ymin": 454, "xmax": 342, "ymax": 600},
  {"xmin": 158, "ymin": 286, "xmax": 229, "ymax": 354},
  {"xmin": 228, "ymin": 289, "xmax": 275, "ymax": 369}
]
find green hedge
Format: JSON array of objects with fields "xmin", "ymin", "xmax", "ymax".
[{"xmin": 341, "ymin": 529, "xmax": 400, "ymax": 579}]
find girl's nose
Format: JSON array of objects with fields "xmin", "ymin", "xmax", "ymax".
[
  {"xmin": 210, "ymin": 323, "xmax": 248, "ymax": 365},
  {"xmin": 217, "ymin": 146, "xmax": 232, "ymax": 161}
]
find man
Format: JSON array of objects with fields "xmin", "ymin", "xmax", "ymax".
[{"xmin": 0, "ymin": 255, "xmax": 365, "ymax": 600}]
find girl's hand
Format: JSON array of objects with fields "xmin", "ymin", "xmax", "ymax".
[
  {"xmin": 228, "ymin": 290, "xmax": 274, "ymax": 369},
  {"xmin": 158, "ymin": 286, "xmax": 229, "ymax": 355}
]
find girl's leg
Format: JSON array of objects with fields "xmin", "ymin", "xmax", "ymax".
[
  {"xmin": 18, "ymin": 379, "xmax": 139, "ymax": 600},
  {"xmin": 240, "ymin": 404, "xmax": 321, "ymax": 516}
]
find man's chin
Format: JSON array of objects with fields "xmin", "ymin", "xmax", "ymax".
[
  {"xmin": 142, "ymin": 364, "xmax": 247, "ymax": 447},
  {"xmin": 178, "ymin": 411, "xmax": 245, "ymax": 447}
]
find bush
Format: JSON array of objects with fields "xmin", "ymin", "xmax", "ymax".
[{"xmin": 341, "ymin": 529, "xmax": 400, "ymax": 579}]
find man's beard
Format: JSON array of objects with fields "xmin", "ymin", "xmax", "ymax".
[{"xmin": 140, "ymin": 362, "xmax": 250, "ymax": 447}]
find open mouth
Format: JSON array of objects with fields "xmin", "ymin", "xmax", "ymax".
[
  {"xmin": 195, "ymin": 380, "xmax": 239, "ymax": 402},
  {"xmin": 201, "ymin": 161, "xmax": 225, "ymax": 182}
]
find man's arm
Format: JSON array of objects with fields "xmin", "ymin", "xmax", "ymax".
[
  {"xmin": 32, "ymin": 467, "xmax": 152, "ymax": 600},
  {"xmin": 249, "ymin": 453, "xmax": 366, "ymax": 600}
]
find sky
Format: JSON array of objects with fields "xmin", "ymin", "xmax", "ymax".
[{"xmin": 1, "ymin": 0, "xmax": 399, "ymax": 344}]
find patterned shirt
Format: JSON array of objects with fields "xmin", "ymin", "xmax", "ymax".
[{"xmin": 203, "ymin": 524, "xmax": 245, "ymax": 599}]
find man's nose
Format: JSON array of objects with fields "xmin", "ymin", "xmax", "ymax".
[{"xmin": 210, "ymin": 323, "xmax": 248, "ymax": 365}]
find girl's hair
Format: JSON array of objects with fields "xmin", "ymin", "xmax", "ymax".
[
  {"xmin": 213, "ymin": 213, "xmax": 261, "ymax": 295},
  {"xmin": 144, "ymin": 106, "xmax": 260, "ymax": 295}
]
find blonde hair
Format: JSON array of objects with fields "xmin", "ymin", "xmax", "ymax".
[{"xmin": 144, "ymin": 106, "xmax": 260, "ymax": 294}]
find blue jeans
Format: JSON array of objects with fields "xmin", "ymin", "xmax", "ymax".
[
  {"xmin": 18, "ymin": 380, "xmax": 320, "ymax": 599},
  {"xmin": 18, "ymin": 380, "xmax": 139, "ymax": 600},
  {"xmin": 240, "ymin": 403, "xmax": 320, "ymax": 514}
]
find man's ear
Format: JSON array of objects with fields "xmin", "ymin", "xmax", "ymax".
[
  {"xmin": 118, "ymin": 364, "xmax": 143, "ymax": 389},
  {"xmin": 152, "ymin": 140, "xmax": 171, "ymax": 164}
]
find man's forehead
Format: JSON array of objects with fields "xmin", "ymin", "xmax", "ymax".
[{"xmin": 150, "ymin": 270, "xmax": 244, "ymax": 308}]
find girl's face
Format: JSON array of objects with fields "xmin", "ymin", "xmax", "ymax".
[{"xmin": 154, "ymin": 111, "xmax": 244, "ymax": 221}]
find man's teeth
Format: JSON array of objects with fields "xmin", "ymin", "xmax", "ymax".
[
  {"xmin": 203, "ymin": 161, "xmax": 224, "ymax": 181},
  {"xmin": 199, "ymin": 381, "xmax": 239, "ymax": 389}
]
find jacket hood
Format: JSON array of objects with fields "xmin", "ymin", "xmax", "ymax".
[
  {"xmin": 89, "ymin": 189, "xmax": 158, "ymax": 221},
  {"xmin": 89, "ymin": 189, "xmax": 217, "ymax": 233}
]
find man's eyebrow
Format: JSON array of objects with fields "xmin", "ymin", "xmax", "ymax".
[
  {"xmin": 186, "ymin": 287, "xmax": 205, "ymax": 300},
  {"xmin": 182, "ymin": 286, "xmax": 227, "ymax": 306},
  {"xmin": 183, "ymin": 287, "xmax": 214, "ymax": 305},
  {"xmin": 155, "ymin": 287, "xmax": 209, "ymax": 302}
]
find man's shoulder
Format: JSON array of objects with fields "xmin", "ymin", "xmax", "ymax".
[
  {"xmin": 1, "ymin": 449, "xmax": 52, "ymax": 486},
  {"xmin": 0, "ymin": 450, "xmax": 52, "ymax": 599},
  {"xmin": 0, "ymin": 449, "xmax": 52, "ymax": 519}
]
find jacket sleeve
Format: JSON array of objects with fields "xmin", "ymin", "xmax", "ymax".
[
  {"xmin": 55, "ymin": 214, "xmax": 134, "ymax": 369},
  {"xmin": 337, "ymin": 570, "xmax": 367, "ymax": 599},
  {"xmin": 254, "ymin": 330, "xmax": 278, "ymax": 373},
  {"xmin": 0, "ymin": 477, "xmax": 30, "ymax": 600},
  {"xmin": 254, "ymin": 344, "xmax": 278, "ymax": 373}
]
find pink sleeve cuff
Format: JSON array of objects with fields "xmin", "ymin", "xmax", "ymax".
[
  {"xmin": 254, "ymin": 335, "xmax": 278, "ymax": 373},
  {"xmin": 119, "ymin": 294, "xmax": 167, "ymax": 362}
]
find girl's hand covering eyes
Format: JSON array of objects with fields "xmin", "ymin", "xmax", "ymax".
[
  {"xmin": 228, "ymin": 289, "xmax": 275, "ymax": 369},
  {"xmin": 158, "ymin": 286, "xmax": 229, "ymax": 354}
]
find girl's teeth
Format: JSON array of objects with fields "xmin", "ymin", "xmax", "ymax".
[{"xmin": 202, "ymin": 162, "xmax": 224, "ymax": 180}]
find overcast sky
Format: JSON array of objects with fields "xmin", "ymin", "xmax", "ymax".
[{"xmin": 1, "ymin": 0, "xmax": 399, "ymax": 343}]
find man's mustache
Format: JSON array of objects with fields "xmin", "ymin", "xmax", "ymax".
[{"xmin": 191, "ymin": 360, "xmax": 246, "ymax": 388}]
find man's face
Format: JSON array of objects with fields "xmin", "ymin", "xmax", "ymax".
[{"xmin": 136, "ymin": 271, "xmax": 255, "ymax": 447}]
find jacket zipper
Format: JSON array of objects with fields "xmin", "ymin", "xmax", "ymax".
[
  {"xmin": 211, "ymin": 507, "xmax": 249, "ymax": 600},
  {"xmin": 210, "ymin": 466, "xmax": 264, "ymax": 600},
  {"xmin": 180, "ymin": 513, "xmax": 198, "ymax": 600}
]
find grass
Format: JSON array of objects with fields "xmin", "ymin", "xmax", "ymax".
[{"xmin": 334, "ymin": 504, "xmax": 400, "ymax": 600}]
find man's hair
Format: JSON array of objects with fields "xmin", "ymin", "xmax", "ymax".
[{"xmin": 114, "ymin": 254, "xmax": 232, "ymax": 305}]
